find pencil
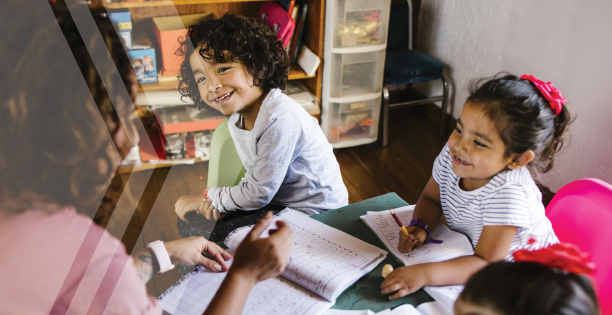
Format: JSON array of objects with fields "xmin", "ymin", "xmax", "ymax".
[{"xmin": 389, "ymin": 209, "xmax": 410, "ymax": 237}]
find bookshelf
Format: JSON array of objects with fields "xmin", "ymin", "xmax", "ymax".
[
  {"xmin": 91, "ymin": 0, "xmax": 325, "ymax": 102},
  {"xmin": 90, "ymin": 0, "xmax": 325, "ymax": 173}
]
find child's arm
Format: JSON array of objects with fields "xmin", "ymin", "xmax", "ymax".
[
  {"xmin": 398, "ymin": 176, "xmax": 443, "ymax": 252},
  {"xmin": 175, "ymin": 194, "xmax": 220, "ymax": 221},
  {"xmin": 382, "ymin": 225, "xmax": 518, "ymax": 299},
  {"xmin": 207, "ymin": 114, "xmax": 304, "ymax": 213}
]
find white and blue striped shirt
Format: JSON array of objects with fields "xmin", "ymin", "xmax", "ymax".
[{"xmin": 433, "ymin": 143, "xmax": 558, "ymax": 260}]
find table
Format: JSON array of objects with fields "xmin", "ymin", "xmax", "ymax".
[
  {"xmin": 312, "ymin": 192, "xmax": 432, "ymax": 311},
  {"xmin": 178, "ymin": 192, "xmax": 433, "ymax": 311}
]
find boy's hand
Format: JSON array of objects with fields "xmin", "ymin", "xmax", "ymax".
[
  {"xmin": 198, "ymin": 197, "xmax": 220, "ymax": 221},
  {"xmin": 164, "ymin": 237, "xmax": 232, "ymax": 272},
  {"xmin": 175, "ymin": 194, "xmax": 203, "ymax": 221},
  {"xmin": 231, "ymin": 212, "xmax": 292, "ymax": 282},
  {"xmin": 398, "ymin": 226, "xmax": 427, "ymax": 253},
  {"xmin": 380, "ymin": 264, "xmax": 428, "ymax": 299},
  {"xmin": 175, "ymin": 194, "xmax": 219, "ymax": 221}
]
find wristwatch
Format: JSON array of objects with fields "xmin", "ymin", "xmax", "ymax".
[
  {"xmin": 147, "ymin": 240, "xmax": 175, "ymax": 274},
  {"xmin": 409, "ymin": 219, "xmax": 443, "ymax": 244}
]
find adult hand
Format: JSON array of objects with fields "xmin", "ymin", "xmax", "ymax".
[
  {"xmin": 164, "ymin": 237, "xmax": 232, "ymax": 272},
  {"xmin": 380, "ymin": 264, "xmax": 429, "ymax": 299},
  {"xmin": 231, "ymin": 212, "xmax": 292, "ymax": 282},
  {"xmin": 398, "ymin": 225, "xmax": 427, "ymax": 253}
]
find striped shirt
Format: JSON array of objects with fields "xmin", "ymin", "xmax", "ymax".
[{"xmin": 433, "ymin": 143, "xmax": 558, "ymax": 260}]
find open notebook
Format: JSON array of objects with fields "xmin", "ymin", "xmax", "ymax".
[
  {"xmin": 360, "ymin": 205, "xmax": 473, "ymax": 266},
  {"xmin": 159, "ymin": 209, "xmax": 388, "ymax": 315}
]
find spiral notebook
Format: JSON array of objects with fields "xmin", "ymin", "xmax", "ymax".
[
  {"xmin": 158, "ymin": 209, "xmax": 388, "ymax": 315},
  {"xmin": 360, "ymin": 206, "xmax": 474, "ymax": 266}
]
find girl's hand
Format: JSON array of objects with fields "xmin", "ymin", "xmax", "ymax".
[
  {"xmin": 398, "ymin": 225, "xmax": 427, "ymax": 253},
  {"xmin": 380, "ymin": 264, "xmax": 429, "ymax": 299},
  {"xmin": 231, "ymin": 212, "xmax": 292, "ymax": 282}
]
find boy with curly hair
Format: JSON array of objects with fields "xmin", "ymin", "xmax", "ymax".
[{"xmin": 175, "ymin": 13, "xmax": 348, "ymax": 222}]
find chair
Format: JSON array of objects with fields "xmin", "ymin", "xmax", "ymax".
[
  {"xmin": 207, "ymin": 118, "xmax": 246, "ymax": 188},
  {"xmin": 381, "ymin": 0, "xmax": 450, "ymax": 146},
  {"xmin": 545, "ymin": 178, "xmax": 612, "ymax": 315}
]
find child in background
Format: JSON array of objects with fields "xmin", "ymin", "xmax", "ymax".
[
  {"xmin": 174, "ymin": 13, "xmax": 348, "ymax": 221},
  {"xmin": 455, "ymin": 242, "xmax": 600, "ymax": 315},
  {"xmin": 382, "ymin": 73, "xmax": 572, "ymax": 299}
]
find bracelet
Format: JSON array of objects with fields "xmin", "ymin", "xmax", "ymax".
[
  {"xmin": 147, "ymin": 240, "xmax": 175, "ymax": 274},
  {"xmin": 202, "ymin": 188, "xmax": 209, "ymax": 202},
  {"xmin": 409, "ymin": 219, "xmax": 443, "ymax": 244}
]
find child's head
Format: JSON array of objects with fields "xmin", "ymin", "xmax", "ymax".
[
  {"xmin": 464, "ymin": 73, "xmax": 572, "ymax": 175},
  {"xmin": 0, "ymin": 1, "xmax": 138, "ymax": 215},
  {"xmin": 177, "ymin": 13, "xmax": 290, "ymax": 114},
  {"xmin": 455, "ymin": 261, "xmax": 600, "ymax": 315}
]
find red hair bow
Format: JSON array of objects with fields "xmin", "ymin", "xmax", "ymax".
[
  {"xmin": 520, "ymin": 74, "xmax": 567, "ymax": 116},
  {"xmin": 513, "ymin": 242, "xmax": 596, "ymax": 275}
]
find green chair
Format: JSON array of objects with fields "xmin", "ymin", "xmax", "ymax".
[{"xmin": 207, "ymin": 118, "xmax": 246, "ymax": 188}]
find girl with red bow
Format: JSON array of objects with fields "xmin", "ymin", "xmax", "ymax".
[{"xmin": 382, "ymin": 73, "xmax": 573, "ymax": 299}]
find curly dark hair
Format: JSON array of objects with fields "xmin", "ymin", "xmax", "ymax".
[
  {"xmin": 177, "ymin": 13, "xmax": 290, "ymax": 109},
  {"xmin": 0, "ymin": 1, "xmax": 137, "ymax": 215},
  {"xmin": 460, "ymin": 261, "xmax": 600, "ymax": 315},
  {"xmin": 467, "ymin": 73, "xmax": 573, "ymax": 176}
]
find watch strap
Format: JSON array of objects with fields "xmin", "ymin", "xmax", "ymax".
[{"xmin": 147, "ymin": 240, "xmax": 175, "ymax": 274}]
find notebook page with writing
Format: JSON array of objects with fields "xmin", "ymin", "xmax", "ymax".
[
  {"xmin": 159, "ymin": 263, "xmax": 332, "ymax": 315},
  {"xmin": 225, "ymin": 209, "xmax": 388, "ymax": 302},
  {"xmin": 159, "ymin": 209, "xmax": 387, "ymax": 315},
  {"xmin": 361, "ymin": 206, "xmax": 473, "ymax": 266}
]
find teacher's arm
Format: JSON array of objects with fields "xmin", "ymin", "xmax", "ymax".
[{"xmin": 203, "ymin": 212, "xmax": 292, "ymax": 315}]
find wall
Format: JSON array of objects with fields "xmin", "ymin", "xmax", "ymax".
[{"xmin": 416, "ymin": 0, "xmax": 612, "ymax": 190}]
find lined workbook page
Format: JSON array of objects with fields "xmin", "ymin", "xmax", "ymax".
[
  {"xmin": 225, "ymin": 209, "xmax": 388, "ymax": 302},
  {"xmin": 159, "ymin": 264, "xmax": 332, "ymax": 315},
  {"xmin": 362, "ymin": 206, "xmax": 473, "ymax": 266}
]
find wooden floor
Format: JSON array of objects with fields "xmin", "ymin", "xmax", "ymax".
[{"xmin": 108, "ymin": 105, "xmax": 558, "ymax": 296}]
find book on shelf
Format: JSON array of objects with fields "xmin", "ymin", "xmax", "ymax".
[
  {"xmin": 360, "ymin": 205, "xmax": 474, "ymax": 266},
  {"xmin": 158, "ymin": 209, "xmax": 388, "ymax": 315},
  {"xmin": 297, "ymin": 45, "xmax": 320, "ymax": 77},
  {"xmin": 291, "ymin": 2, "xmax": 309, "ymax": 64},
  {"xmin": 283, "ymin": 81, "xmax": 320, "ymax": 115}
]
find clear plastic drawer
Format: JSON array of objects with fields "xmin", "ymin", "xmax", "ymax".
[
  {"xmin": 333, "ymin": 0, "xmax": 391, "ymax": 48},
  {"xmin": 329, "ymin": 50, "xmax": 386, "ymax": 98}
]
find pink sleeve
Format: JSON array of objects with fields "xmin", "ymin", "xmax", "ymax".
[{"xmin": 63, "ymin": 227, "xmax": 162, "ymax": 315}]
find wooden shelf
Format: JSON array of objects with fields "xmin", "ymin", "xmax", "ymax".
[
  {"xmin": 102, "ymin": 0, "xmax": 268, "ymax": 9},
  {"xmin": 117, "ymin": 157, "xmax": 207, "ymax": 174},
  {"xmin": 138, "ymin": 63, "xmax": 314, "ymax": 93}
]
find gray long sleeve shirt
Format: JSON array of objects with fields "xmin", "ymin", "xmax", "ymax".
[{"xmin": 208, "ymin": 89, "xmax": 348, "ymax": 215}]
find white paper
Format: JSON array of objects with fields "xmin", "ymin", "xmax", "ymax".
[
  {"xmin": 159, "ymin": 264, "xmax": 332, "ymax": 315},
  {"xmin": 361, "ymin": 206, "xmax": 474, "ymax": 266},
  {"xmin": 159, "ymin": 209, "xmax": 388, "ymax": 315},
  {"xmin": 226, "ymin": 209, "xmax": 388, "ymax": 302},
  {"xmin": 423, "ymin": 286, "xmax": 463, "ymax": 315}
]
